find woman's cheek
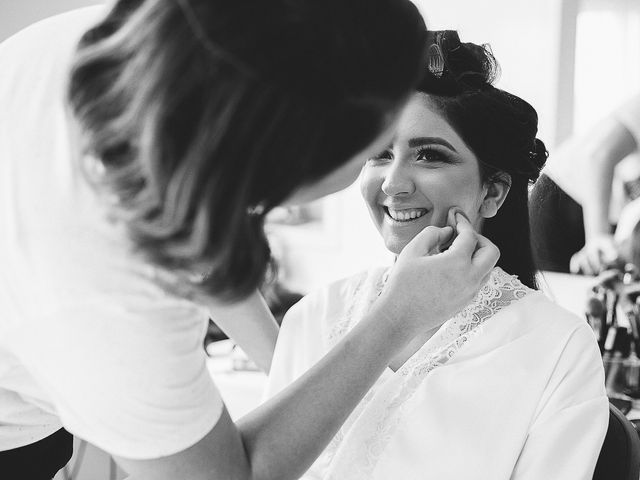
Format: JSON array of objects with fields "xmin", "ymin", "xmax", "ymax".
[
  {"xmin": 360, "ymin": 169, "xmax": 382, "ymax": 209},
  {"xmin": 426, "ymin": 179, "xmax": 482, "ymax": 226}
]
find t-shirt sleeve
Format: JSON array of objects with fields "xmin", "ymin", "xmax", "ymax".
[
  {"xmin": 614, "ymin": 92, "xmax": 640, "ymax": 146},
  {"xmin": 511, "ymin": 323, "xmax": 609, "ymax": 479},
  {"xmin": 16, "ymin": 298, "xmax": 224, "ymax": 460}
]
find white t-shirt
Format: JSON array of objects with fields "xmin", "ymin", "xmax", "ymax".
[
  {"xmin": 0, "ymin": 7, "xmax": 224, "ymax": 459},
  {"xmin": 543, "ymin": 92, "xmax": 640, "ymax": 207},
  {"xmin": 616, "ymin": 93, "xmax": 640, "ymax": 144}
]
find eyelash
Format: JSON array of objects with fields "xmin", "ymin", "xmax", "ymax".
[
  {"xmin": 415, "ymin": 146, "xmax": 449, "ymax": 164},
  {"xmin": 368, "ymin": 146, "xmax": 452, "ymax": 164},
  {"xmin": 371, "ymin": 150, "xmax": 393, "ymax": 161}
]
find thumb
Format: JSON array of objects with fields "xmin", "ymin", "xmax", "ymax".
[{"xmin": 400, "ymin": 225, "xmax": 454, "ymax": 258}]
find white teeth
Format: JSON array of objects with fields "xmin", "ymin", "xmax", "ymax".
[{"xmin": 386, "ymin": 208, "xmax": 427, "ymax": 222}]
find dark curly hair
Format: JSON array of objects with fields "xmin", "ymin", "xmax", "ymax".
[
  {"xmin": 67, "ymin": 0, "xmax": 426, "ymax": 301},
  {"xmin": 418, "ymin": 31, "xmax": 548, "ymax": 289}
]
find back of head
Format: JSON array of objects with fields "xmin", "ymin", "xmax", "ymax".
[
  {"xmin": 417, "ymin": 31, "xmax": 548, "ymax": 288},
  {"xmin": 68, "ymin": 0, "xmax": 426, "ymax": 300}
]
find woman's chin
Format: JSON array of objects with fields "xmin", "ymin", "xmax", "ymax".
[
  {"xmin": 381, "ymin": 220, "xmax": 436, "ymax": 255},
  {"xmin": 384, "ymin": 237, "xmax": 410, "ymax": 255}
]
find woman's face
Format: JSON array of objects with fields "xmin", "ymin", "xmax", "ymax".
[{"xmin": 361, "ymin": 93, "xmax": 496, "ymax": 254}]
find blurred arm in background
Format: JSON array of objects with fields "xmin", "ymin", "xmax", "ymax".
[{"xmin": 531, "ymin": 94, "xmax": 640, "ymax": 275}]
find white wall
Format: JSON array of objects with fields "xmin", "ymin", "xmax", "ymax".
[{"xmin": 412, "ymin": 0, "xmax": 564, "ymax": 147}]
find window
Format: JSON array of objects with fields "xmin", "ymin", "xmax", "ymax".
[{"xmin": 573, "ymin": 0, "xmax": 640, "ymax": 133}]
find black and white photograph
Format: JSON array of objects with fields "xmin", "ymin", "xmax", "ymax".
[{"xmin": 0, "ymin": 0, "xmax": 639, "ymax": 479}]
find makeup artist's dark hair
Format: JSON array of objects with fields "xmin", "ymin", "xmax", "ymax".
[
  {"xmin": 418, "ymin": 31, "xmax": 548, "ymax": 289},
  {"xmin": 67, "ymin": 0, "xmax": 426, "ymax": 301}
]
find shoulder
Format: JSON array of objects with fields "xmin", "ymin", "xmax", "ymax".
[
  {"xmin": 0, "ymin": 6, "xmax": 109, "ymax": 126},
  {"xmin": 275, "ymin": 267, "xmax": 388, "ymax": 359},
  {"xmin": 477, "ymin": 275, "xmax": 601, "ymax": 368},
  {"xmin": 519, "ymin": 289, "xmax": 583, "ymax": 321},
  {"xmin": 520, "ymin": 290, "xmax": 591, "ymax": 335},
  {"xmin": 508, "ymin": 290, "xmax": 600, "ymax": 355},
  {"xmin": 524, "ymin": 294, "xmax": 607, "ymax": 425},
  {"xmin": 283, "ymin": 266, "xmax": 389, "ymax": 330},
  {"xmin": 266, "ymin": 267, "xmax": 388, "ymax": 397},
  {"xmin": 0, "ymin": 6, "xmax": 106, "ymax": 59},
  {"xmin": 507, "ymin": 291, "xmax": 604, "ymax": 385},
  {"xmin": 613, "ymin": 92, "xmax": 640, "ymax": 143}
]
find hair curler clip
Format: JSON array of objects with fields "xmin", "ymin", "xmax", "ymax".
[
  {"xmin": 426, "ymin": 43, "xmax": 445, "ymax": 78},
  {"xmin": 425, "ymin": 30, "xmax": 460, "ymax": 78}
]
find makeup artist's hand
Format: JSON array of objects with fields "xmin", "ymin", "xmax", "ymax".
[
  {"xmin": 373, "ymin": 209, "xmax": 499, "ymax": 340},
  {"xmin": 570, "ymin": 234, "xmax": 620, "ymax": 276}
]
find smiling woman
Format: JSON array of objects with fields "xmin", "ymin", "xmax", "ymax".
[
  {"xmin": 265, "ymin": 30, "xmax": 609, "ymax": 480},
  {"xmin": 361, "ymin": 96, "xmax": 505, "ymax": 255}
]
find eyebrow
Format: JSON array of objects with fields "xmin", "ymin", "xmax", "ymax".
[{"xmin": 408, "ymin": 137, "xmax": 458, "ymax": 153}]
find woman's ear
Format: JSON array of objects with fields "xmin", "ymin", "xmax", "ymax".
[{"xmin": 480, "ymin": 173, "xmax": 511, "ymax": 218}]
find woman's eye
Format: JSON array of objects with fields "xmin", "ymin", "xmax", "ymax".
[
  {"xmin": 416, "ymin": 147, "xmax": 447, "ymax": 163},
  {"xmin": 368, "ymin": 149, "xmax": 393, "ymax": 163}
]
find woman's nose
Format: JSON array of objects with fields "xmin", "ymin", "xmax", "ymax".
[{"xmin": 381, "ymin": 162, "xmax": 415, "ymax": 197}]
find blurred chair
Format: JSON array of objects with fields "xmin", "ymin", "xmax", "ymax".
[{"xmin": 593, "ymin": 403, "xmax": 640, "ymax": 480}]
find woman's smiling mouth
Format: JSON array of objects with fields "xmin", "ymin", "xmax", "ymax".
[{"xmin": 383, "ymin": 206, "xmax": 428, "ymax": 223}]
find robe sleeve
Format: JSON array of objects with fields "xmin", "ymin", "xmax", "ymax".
[{"xmin": 510, "ymin": 323, "xmax": 609, "ymax": 479}]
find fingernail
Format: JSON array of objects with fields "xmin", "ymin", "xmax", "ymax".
[{"xmin": 447, "ymin": 207, "xmax": 461, "ymax": 226}]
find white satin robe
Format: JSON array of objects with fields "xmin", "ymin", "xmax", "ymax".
[{"xmin": 265, "ymin": 268, "xmax": 609, "ymax": 480}]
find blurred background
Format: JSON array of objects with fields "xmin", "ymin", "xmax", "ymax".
[{"xmin": 2, "ymin": 0, "xmax": 640, "ymax": 478}]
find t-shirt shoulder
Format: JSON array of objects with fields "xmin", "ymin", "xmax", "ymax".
[
  {"xmin": 0, "ymin": 6, "xmax": 107, "ymax": 53},
  {"xmin": 614, "ymin": 92, "xmax": 640, "ymax": 144}
]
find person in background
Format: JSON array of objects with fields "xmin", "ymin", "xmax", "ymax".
[
  {"xmin": 0, "ymin": 1, "xmax": 499, "ymax": 479},
  {"xmin": 530, "ymin": 93, "xmax": 640, "ymax": 275},
  {"xmin": 266, "ymin": 31, "xmax": 608, "ymax": 480}
]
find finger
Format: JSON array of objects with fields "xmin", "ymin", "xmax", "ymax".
[
  {"xmin": 569, "ymin": 252, "xmax": 581, "ymax": 274},
  {"xmin": 578, "ymin": 250, "xmax": 594, "ymax": 276},
  {"xmin": 454, "ymin": 212, "xmax": 474, "ymax": 234},
  {"xmin": 570, "ymin": 249, "xmax": 593, "ymax": 275},
  {"xmin": 401, "ymin": 225, "xmax": 454, "ymax": 258},
  {"xmin": 595, "ymin": 248, "xmax": 609, "ymax": 272},
  {"xmin": 586, "ymin": 250, "xmax": 603, "ymax": 276},
  {"xmin": 445, "ymin": 229, "xmax": 478, "ymax": 258},
  {"xmin": 471, "ymin": 234, "xmax": 500, "ymax": 273},
  {"xmin": 446, "ymin": 207, "xmax": 467, "ymax": 230}
]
